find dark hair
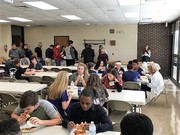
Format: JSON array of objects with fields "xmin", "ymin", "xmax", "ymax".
[
  {"xmin": 109, "ymin": 69, "xmax": 120, "ymax": 79},
  {"xmin": 12, "ymin": 43, "xmax": 17, "ymax": 46},
  {"xmin": 87, "ymin": 62, "xmax": 94, "ymax": 70},
  {"xmin": 84, "ymin": 44, "xmax": 89, "ymax": 48},
  {"xmin": 86, "ymin": 74, "xmax": 108, "ymax": 98},
  {"xmin": 30, "ymin": 56, "xmax": 36, "ymax": 61},
  {"xmin": 50, "ymin": 44, "xmax": 54, "ymax": 47},
  {"xmin": 107, "ymin": 61, "xmax": 116, "ymax": 73},
  {"xmin": 68, "ymin": 40, "xmax": 73, "ymax": 44},
  {"xmin": 20, "ymin": 90, "xmax": 38, "ymax": 109},
  {"xmin": 80, "ymin": 88, "xmax": 94, "ymax": 101},
  {"xmin": 95, "ymin": 59, "xmax": 104, "ymax": 70},
  {"xmin": 0, "ymin": 118, "xmax": 21, "ymax": 135},
  {"xmin": 128, "ymin": 60, "xmax": 133, "ymax": 65},
  {"xmin": 132, "ymin": 59, "xmax": 139, "ymax": 64},
  {"xmin": 127, "ymin": 63, "xmax": 133, "ymax": 70},
  {"xmin": 120, "ymin": 112, "xmax": 153, "ymax": 135},
  {"xmin": 13, "ymin": 58, "xmax": 20, "ymax": 66}
]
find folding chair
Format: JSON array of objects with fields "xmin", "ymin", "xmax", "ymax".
[
  {"xmin": 14, "ymin": 80, "xmax": 28, "ymax": 83},
  {"xmin": 50, "ymin": 68, "xmax": 61, "ymax": 72},
  {"xmin": 107, "ymin": 100, "xmax": 133, "ymax": 124},
  {"xmin": 43, "ymin": 68, "xmax": 49, "ymax": 72},
  {"xmin": 0, "ymin": 93, "xmax": 18, "ymax": 115},
  {"xmin": 3, "ymin": 77, "xmax": 16, "ymax": 82},
  {"xmin": 42, "ymin": 76, "xmax": 54, "ymax": 86},
  {"xmin": 60, "ymin": 68, "xmax": 72, "ymax": 73},
  {"xmin": 122, "ymin": 81, "xmax": 141, "ymax": 90},
  {"xmin": 29, "ymin": 76, "xmax": 43, "ymax": 83}
]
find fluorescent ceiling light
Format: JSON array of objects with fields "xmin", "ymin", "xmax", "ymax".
[
  {"xmin": 118, "ymin": 0, "xmax": 140, "ymax": 6},
  {"xmin": 61, "ymin": 15, "xmax": 82, "ymax": 20},
  {"xmin": 0, "ymin": 19, "xmax": 10, "ymax": 23},
  {"xmin": 8, "ymin": 17, "xmax": 32, "ymax": 22},
  {"xmin": 124, "ymin": 12, "xmax": 139, "ymax": 18},
  {"xmin": 23, "ymin": 1, "xmax": 58, "ymax": 10}
]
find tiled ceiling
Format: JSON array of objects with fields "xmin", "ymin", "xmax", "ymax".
[{"xmin": 0, "ymin": 0, "xmax": 180, "ymax": 26}]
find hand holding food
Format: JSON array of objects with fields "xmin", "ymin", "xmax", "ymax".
[{"xmin": 18, "ymin": 112, "xmax": 30, "ymax": 124}]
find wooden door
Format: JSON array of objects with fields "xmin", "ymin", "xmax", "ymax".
[{"xmin": 54, "ymin": 36, "xmax": 69, "ymax": 47}]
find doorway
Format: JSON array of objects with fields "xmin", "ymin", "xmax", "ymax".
[{"xmin": 54, "ymin": 36, "xmax": 69, "ymax": 47}]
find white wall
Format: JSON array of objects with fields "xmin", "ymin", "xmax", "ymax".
[
  {"xmin": 0, "ymin": 24, "xmax": 11, "ymax": 59},
  {"xmin": 24, "ymin": 24, "xmax": 137, "ymax": 62}
]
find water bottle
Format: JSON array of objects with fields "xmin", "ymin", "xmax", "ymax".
[
  {"xmin": 89, "ymin": 121, "xmax": 96, "ymax": 135},
  {"xmin": 10, "ymin": 72, "xmax": 14, "ymax": 78},
  {"xmin": 70, "ymin": 81, "xmax": 74, "ymax": 90},
  {"xmin": 78, "ymin": 87, "xmax": 82, "ymax": 96}
]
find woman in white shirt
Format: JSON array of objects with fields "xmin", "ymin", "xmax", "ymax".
[{"xmin": 147, "ymin": 64, "xmax": 164, "ymax": 100}]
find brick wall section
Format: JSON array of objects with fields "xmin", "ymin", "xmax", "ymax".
[{"xmin": 137, "ymin": 23, "xmax": 171, "ymax": 76}]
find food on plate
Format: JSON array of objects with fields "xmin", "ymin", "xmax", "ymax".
[
  {"xmin": 21, "ymin": 126, "xmax": 37, "ymax": 132},
  {"xmin": 18, "ymin": 112, "xmax": 30, "ymax": 122},
  {"xmin": 74, "ymin": 122, "xmax": 87, "ymax": 135}
]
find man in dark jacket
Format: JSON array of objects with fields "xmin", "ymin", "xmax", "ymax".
[{"xmin": 62, "ymin": 88, "xmax": 113, "ymax": 133}]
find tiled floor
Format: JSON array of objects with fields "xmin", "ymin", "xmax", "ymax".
[{"xmin": 142, "ymin": 80, "xmax": 180, "ymax": 135}]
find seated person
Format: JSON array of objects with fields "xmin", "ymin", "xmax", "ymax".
[
  {"xmin": 102, "ymin": 61, "xmax": 116, "ymax": 77},
  {"xmin": 5, "ymin": 55, "xmax": 15, "ymax": 75},
  {"xmin": 122, "ymin": 63, "xmax": 141, "ymax": 82},
  {"xmin": 120, "ymin": 112, "xmax": 153, "ymax": 135},
  {"xmin": 26, "ymin": 56, "xmax": 44, "ymax": 72},
  {"xmin": 20, "ymin": 55, "xmax": 30, "ymax": 66},
  {"xmin": 70, "ymin": 62, "xmax": 89, "ymax": 87},
  {"xmin": 0, "ymin": 118, "xmax": 22, "ymax": 135},
  {"xmin": 142, "ymin": 64, "xmax": 164, "ymax": 100},
  {"xmin": 132, "ymin": 59, "xmax": 145, "ymax": 75},
  {"xmin": 101, "ymin": 69, "xmax": 122, "ymax": 92},
  {"xmin": 94, "ymin": 59, "xmax": 106, "ymax": 73},
  {"xmin": 62, "ymin": 88, "xmax": 113, "ymax": 133},
  {"xmin": 48, "ymin": 71, "xmax": 73, "ymax": 119},
  {"xmin": 11, "ymin": 90, "xmax": 61, "ymax": 126},
  {"xmin": 9, "ymin": 58, "xmax": 35, "ymax": 79},
  {"xmin": 87, "ymin": 62, "xmax": 96, "ymax": 74},
  {"xmin": 115, "ymin": 61, "xmax": 125, "ymax": 76},
  {"xmin": 86, "ymin": 74, "xmax": 108, "ymax": 106}
]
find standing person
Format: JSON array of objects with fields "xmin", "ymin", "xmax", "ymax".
[
  {"xmin": 120, "ymin": 112, "xmax": 153, "ymax": 135},
  {"xmin": 81, "ymin": 44, "xmax": 95, "ymax": 64},
  {"xmin": 65, "ymin": 40, "xmax": 76, "ymax": 66},
  {"xmin": 23, "ymin": 44, "xmax": 33, "ymax": 60},
  {"xmin": 11, "ymin": 91, "xmax": 61, "ymax": 126},
  {"xmin": 45, "ymin": 44, "xmax": 54, "ymax": 66},
  {"xmin": 142, "ymin": 44, "xmax": 151, "ymax": 62},
  {"xmin": 48, "ymin": 71, "xmax": 73, "ymax": 119},
  {"xmin": 62, "ymin": 88, "xmax": 113, "ymax": 133},
  {"xmin": 53, "ymin": 43, "xmax": 61, "ymax": 66},
  {"xmin": 70, "ymin": 62, "xmax": 89, "ymax": 87},
  {"xmin": 9, "ymin": 43, "xmax": 22, "ymax": 58},
  {"xmin": 97, "ymin": 49, "xmax": 109, "ymax": 67},
  {"xmin": 35, "ymin": 42, "xmax": 44, "ymax": 65},
  {"xmin": 61, "ymin": 45, "xmax": 67, "ymax": 66}
]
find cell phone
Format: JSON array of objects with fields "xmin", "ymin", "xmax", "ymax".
[{"xmin": 111, "ymin": 90, "xmax": 115, "ymax": 92}]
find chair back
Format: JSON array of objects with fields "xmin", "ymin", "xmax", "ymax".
[
  {"xmin": 3, "ymin": 77, "xmax": 16, "ymax": 82},
  {"xmin": 43, "ymin": 68, "xmax": 49, "ymax": 72},
  {"xmin": 29, "ymin": 76, "xmax": 43, "ymax": 83},
  {"xmin": 50, "ymin": 68, "xmax": 61, "ymax": 72},
  {"xmin": 60, "ymin": 68, "xmax": 72, "ymax": 73},
  {"xmin": 122, "ymin": 81, "xmax": 140, "ymax": 90},
  {"xmin": 0, "ymin": 93, "xmax": 18, "ymax": 105},
  {"xmin": 107, "ymin": 100, "xmax": 133, "ymax": 112},
  {"xmin": 42, "ymin": 76, "xmax": 54, "ymax": 86},
  {"xmin": 14, "ymin": 80, "xmax": 28, "ymax": 83}
]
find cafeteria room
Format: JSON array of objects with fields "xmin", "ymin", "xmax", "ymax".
[{"xmin": 0, "ymin": 0, "xmax": 180, "ymax": 135}]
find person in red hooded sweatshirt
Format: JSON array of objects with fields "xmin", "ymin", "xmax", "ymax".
[{"xmin": 53, "ymin": 43, "xmax": 61, "ymax": 66}]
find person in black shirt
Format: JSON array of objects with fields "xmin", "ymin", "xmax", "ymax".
[
  {"xmin": 9, "ymin": 58, "xmax": 35, "ymax": 80},
  {"xmin": 35, "ymin": 42, "xmax": 44, "ymax": 65},
  {"xmin": 26, "ymin": 56, "xmax": 44, "ymax": 72},
  {"xmin": 5, "ymin": 55, "xmax": 15, "ymax": 75},
  {"xmin": 81, "ymin": 44, "xmax": 95, "ymax": 64},
  {"xmin": 23, "ymin": 44, "xmax": 33, "ymax": 60},
  {"xmin": 45, "ymin": 45, "xmax": 54, "ymax": 66},
  {"xmin": 62, "ymin": 88, "xmax": 113, "ymax": 133}
]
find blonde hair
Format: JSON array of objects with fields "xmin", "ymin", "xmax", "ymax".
[
  {"xmin": 78, "ymin": 62, "xmax": 89, "ymax": 80},
  {"xmin": 49, "ymin": 71, "xmax": 68, "ymax": 99},
  {"xmin": 147, "ymin": 64, "xmax": 157, "ymax": 74}
]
